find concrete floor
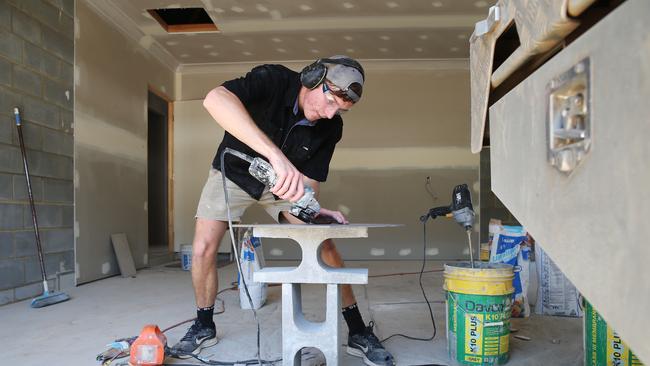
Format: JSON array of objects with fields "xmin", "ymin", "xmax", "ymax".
[{"xmin": 0, "ymin": 260, "xmax": 583, "ymax": 365}]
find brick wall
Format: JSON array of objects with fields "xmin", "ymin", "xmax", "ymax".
[{"xmin": 0, "ymin": 0, "xmax": 73, "ymax": 305}]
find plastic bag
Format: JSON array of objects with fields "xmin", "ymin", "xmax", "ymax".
[
  {"xmin": 490, "ymin": 225, "xmax": 530, "ymax": 318},
  {"xmin": 237, "ymin": 228, "xmax": 267, "ymax": 310}
]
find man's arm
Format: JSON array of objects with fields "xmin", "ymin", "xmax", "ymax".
[
  {"xmin": 203, "ymin": 86, "xmax": 304, "ymax": 202},
  {"xmin": 303, "ymin": 177, "xmax": 349, "ymax": 224}
]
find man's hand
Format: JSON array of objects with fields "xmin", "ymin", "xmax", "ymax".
[
  {"xmin": 316, "ymin": 208, "xmax": 349, "ymax": 224},
  {"xmin": 268, "ymin": 153, "xmax": 304, "ymax": 202}
]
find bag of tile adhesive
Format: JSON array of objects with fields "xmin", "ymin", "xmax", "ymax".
[
  {"xmin": 238, "ymin": 228, "xmax": 267, "ymax": 310},
  {"xmin": 535, "ymin": 245, "xmax": 583, "ymax": 317},
  {"xmin": 490, "ymin": 225, "xmax": 531, "ymax": 318}
]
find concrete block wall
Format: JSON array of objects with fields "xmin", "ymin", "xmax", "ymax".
[{"xmin": 0, "ymin": 0, "xmax": 74, "ymax": 305}]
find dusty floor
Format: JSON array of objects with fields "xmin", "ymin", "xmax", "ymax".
[{"xmin": 0, "ymin": 260, "xmax": 582, "ymax": 365}]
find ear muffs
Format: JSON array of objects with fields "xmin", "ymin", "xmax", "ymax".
[
  {"xmin": 300, "ymin": 58, "xmax": 365, "ymax": 89},
  {"xmin": 300, "ymin": 60, "xmax": 328, "ymax": 89}
]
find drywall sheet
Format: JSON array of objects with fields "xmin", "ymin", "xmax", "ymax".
[
  {"xmin": 110, "ymin": 233, "xmax": 136, "ymax": 277},
  {"xmin": 74, "ymin": 1, "xmax": 174, "ymax": 283}
]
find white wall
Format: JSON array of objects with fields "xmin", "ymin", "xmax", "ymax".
[
  {"xmin": 173, "ymin": 100, "xmax": 232, "ymax": 253},
  {"xmin": 172, "ymin": 61, "xmax": 479, "ymax": 260},
  {"xmin": 75, "ymin": 1, "xmax": 174, "ymax": 283}
]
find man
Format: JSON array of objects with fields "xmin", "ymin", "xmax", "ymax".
[{"xmin": 171, "ymin": 56, "xmax": 394, "ymax": 366}]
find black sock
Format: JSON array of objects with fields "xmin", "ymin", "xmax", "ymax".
[
  {"xmin": 342, "ymin": 303, "xmax": 366, "ymax": 336},
  {"xmin": 197, "ymin": 306, "xmax": 215, "ymax": 328}
]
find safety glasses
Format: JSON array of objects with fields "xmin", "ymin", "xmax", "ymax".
[
  {"xmin": 322, "ymin": 83, "xmax": 350, "ymax": 115},
  {"xmin": 323, "ymin": 79, "xmax": 362, "ymax": 103}
]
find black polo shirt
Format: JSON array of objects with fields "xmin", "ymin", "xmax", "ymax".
[{"xmin": 212, "ymin": 64, "xmax": 343, "ymax": 200}]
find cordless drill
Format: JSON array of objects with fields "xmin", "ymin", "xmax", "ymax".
[{"xmin": 224, "ymin": 148, "xmax": 322, "ymax": 223}]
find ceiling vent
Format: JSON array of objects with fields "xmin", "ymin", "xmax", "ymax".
[{"xmin": 147, "ymin": 8, "xmax": 219, "ymax": 33}]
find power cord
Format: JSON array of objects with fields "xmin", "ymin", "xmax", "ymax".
[
  {"xmin": 379, "ymin": 220, "xmax": 437, "ymax": 344},
  {"xmin": 219, "ymin": 148, "xmax": 266, "ymax": 366},
  {"xmin": 104, "ymin": 149, "xmax": 276, "ymax": 366}
]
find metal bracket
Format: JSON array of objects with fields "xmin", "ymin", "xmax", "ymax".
[{"xmin": 547, "ymin": 58, "xmax": 591, "ymax": 174}]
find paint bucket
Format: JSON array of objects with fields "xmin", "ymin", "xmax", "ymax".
[
  {"xmin": 444, "ymin": 261, "xmax": 514, "ymax": 365},
  {"xmin": 180, "ymin": 244, "xmax": 192, "ymax": 271},
  {"xmin": 584, "ymin": 300, "xmax": 644, "ymax": 366}
]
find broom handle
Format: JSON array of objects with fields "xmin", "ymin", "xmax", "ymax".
[{"xmin": 14, "ymin": 108, "xmax": 48, "ymax": 289}]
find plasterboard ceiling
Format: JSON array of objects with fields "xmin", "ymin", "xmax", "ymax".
[{"xmin": 86, "ymin": 0, "xmax": 489, "ymax": 68}]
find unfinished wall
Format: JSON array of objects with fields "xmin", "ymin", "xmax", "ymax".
[
  {"xmin": 0, "ymin": 0, "xmax": 74, "ymax": 305},
  {"xmin": 74, "ymin": 1, "xmax": 173, "ymax": 284},
  {"xmin": 174, "ymin": 62, "xmax": 478, "ymax": 260}
]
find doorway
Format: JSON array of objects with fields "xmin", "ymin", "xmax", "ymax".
[{"xmin": 147, "ymin": 89, "xmax": 173, "ymax": 265}]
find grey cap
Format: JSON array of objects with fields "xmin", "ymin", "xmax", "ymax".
[{"xmin": 324, "ymin": 55, "xmax": 364, "ymax": 102}]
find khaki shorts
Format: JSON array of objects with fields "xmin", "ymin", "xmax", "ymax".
[{"xmin": 195, "ymin": 169, "xmax": 291, "ymax": 222}]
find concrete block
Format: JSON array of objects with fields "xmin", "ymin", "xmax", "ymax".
[
  {"xmin": 12, "ymin": 120, "xmax": 43, "ymax": 151},
  {"xmin": 21, "ymin": 96, "xmax": 60, "ymax": 129},
  {"xmin": 60, "ymin": 108, "xmax": 72, "ymax": 133},
  {"xmin": 27, "ymin": 250, "xmax": 74, "ymax": 281},
  {"xmin": 237, "ymin": 224, "xmax": 382, "ymax": 365},
  {"xmin": 58, "ymin": 60, "xmax": 72, "ymax": 84},
  {"xmin": 14, "ymin": 230, "xmax": 37, "ymax": 257},
  {"xmin": 61, "ymin": 131, "xmax": 72, "ymax": 156},
  {"xmin": 0, "ymin": 204, "xmax": 23, "ymax": 230},
  {"xmin": 23, "ymin": 204, "xmax": 62, "ymax": 228},
  {"xmin": 0, "ymin": 110, "xmax": 13, "ymax": 144},
  {"xmin": 0, "ymin": 88, "xmax": 21, "ymax": 119},
  {"xmin": 23, "ymin": 257, "xmax": 42, "ymax": 283},
  {"xmin": 42, "ymin": 228, "xmax": 73, "ymax": 253},
  {"xmin": 0, "ymin": 57, "xmax": 11, "ymax": 86},
  {"xmin": 57, "ymin": 269, "xmax": 74, "ymax": 290},
  {"xmin": 43, "ymin": 78, "xmax": 71, "ymax": 109},
  {"xmin": 23, "ymin": 0, "xmax": 73, "ymax": 37},
  {"xmin": 14, "ymin": 281, "xmax": 42, "ymax": 300},
  {"xmin": 0, "ymin": 288, "xmax": 14, "ymax": 305},
  {"xmin": 42, "ymin": 128, "xmax": 71, "ymax": 156},
  {"xmin": 249, "ymin": 225, "xmax": 370, "ymax": 284},
  {"xmin": 282, "ymin": 283, "xmax": 341, "ymax": 366},
  {"xmin": 43, "ymin": 178, "xmax": 72, "ymax": 202},
  {"xmin": 255, "ymin": 266, "xmax": 367, "ymax": 285},
  {"xmin": 0, "ymin": 231, "xmax": 14, "ymax": 258},
  {"xmin": 56, "ymin": 249, "xmax": 73, "ymax": 271},
  {"xmin": 61, "ymin": 204, "xmax": 72, "ymax": 226},
  {"xmin": 24, "ymin": 42, "xmax": 60, "ymax": 78},
  {"xmin": 0, "ymin": 144, "xmax": 22, "ymax": 174},
  {"xmin": 0, "ymin": 29, "xmax": 22, "ymax": 63},
  {"xmin": 0, "ymin": 1, "xmax": 11, "ymax": 31},
  {"xmin": 48, "ymin": 0, "xmax": 74, "ymax": 17},
  {"xmin": 0, "ymin": 173, "xmax": 12, "ymax": 200},
  {"xmin": 41, "ymin": 26, "xmax": 72, "ymax": 63},
  {"xmin": 0, "ymin": 259, "xmax": 25, "ymax": 290},
  {"xmin": 13, "ymin": 174, "xmax": 44, "ymax": 201},
  {"xmin": 13, "ymin": 65, "xmax": 42, "ymax": 96},
  {"xmin": 11, "ymin": 8, "xmax": 42, "ymax": 45},
  {"xmin": 25, "ymin": 149, "xmax": 72, "ymax": 179}
]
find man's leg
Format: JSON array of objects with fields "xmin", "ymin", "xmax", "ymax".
[
  {"xmin": 192, "ymin": 218, "xmax": 228, "ymax": 308},
  {"xmin": 171, "ymin": 218, "xmax": 227, "ymax": 358},
  {"xmin": 319, "ymin": 238, "xmax": 356, "ymax": 307}
]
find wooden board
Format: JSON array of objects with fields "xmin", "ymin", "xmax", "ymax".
[{"xmin": 110, "ymin": 233, "xmax": 137, "ymax": 277}]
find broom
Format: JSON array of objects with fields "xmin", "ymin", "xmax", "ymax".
[{"xmin": 14, "ymin": 107, "xmax": 70, "ymax": 308}]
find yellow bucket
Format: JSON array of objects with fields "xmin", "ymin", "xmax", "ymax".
[{"xmin": 444, "ymin": 262, "xmax": 514, "ymax": 365}]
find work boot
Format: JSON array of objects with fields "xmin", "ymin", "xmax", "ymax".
[
  {"xmin": 170, "ymin": 320, "xmax": 218, "ymax": 359},
  {"xmin": 347, "ymin": 322, "xmax": 395, "ymax": 366}
]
